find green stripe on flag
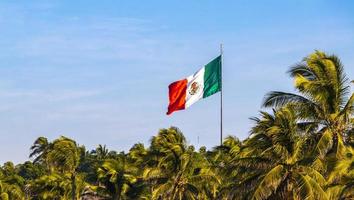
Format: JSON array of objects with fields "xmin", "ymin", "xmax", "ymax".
[{"xmin": 203, "ymin": 55, "xmax": 221, "ymax": 98}]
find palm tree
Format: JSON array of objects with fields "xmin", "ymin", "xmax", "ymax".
[
  {"xmin": 225, "ymin": 108, "xmax": 328, "ymax": 200},
  {"xmin": 263, "ymin": 51, "xmax": 354, "ymax": 160},
  {"xmin": 47, "ymin": 136, "xmax": 81, "ymax": 200},
  {"xmin": 29, "ymin": 173, "xmax": 70, "ymax": 199},
  {"xmin": 0, "ymin": 165, "xmax": 25, "ymax": 200},
  {"xmin": 30, "ymin": 137, "xmax": 52, "ymax": 170},
  {"xmin": 0, "ymin": 181, "xmax": 24, "ymax": 200},
  {"xmin": 128, "ymin": 143, "xmax": 148, "ymax": 168},
  {"xmin": 97, "ymin": 155, "xmax": 137, "ymax": 200},
  {"xmin": 211, "ymin": 135, "xmax": 242, "ymax": 168},
  {"xmin": 94, "ymin": 145, "xmax": 109, "ymax": 160},
  {"xmin": 0, "ymin": 162, "xmax": 25, "ymax": 200},
  {"xmin": 144, "ymin": 127, "xmax": 219, "ymax": 200},
  {"xmin": 326, "ymin": 146, "xmax": 354, "ymax": 199},
  {"xmin": 210, "ymin": 136, "xmax": 242, "ymax": 199}
]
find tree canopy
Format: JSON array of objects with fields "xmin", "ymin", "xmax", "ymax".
[{"xmin": 0, "ymin": 51, "xmax": 353, "ymax": 200}]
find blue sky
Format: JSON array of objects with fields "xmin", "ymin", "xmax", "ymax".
[{"xmin": 0, "ymin": 0, "xmax": 354, "ymax": 163}]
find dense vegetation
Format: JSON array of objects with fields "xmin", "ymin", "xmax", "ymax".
[{"xmin": 1, "ymin": 51, "xmax": 353, "ymax": 199}]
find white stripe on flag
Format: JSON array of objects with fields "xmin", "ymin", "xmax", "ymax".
[{"xmin": 185, "ymin": 67, "xmax": 204, "ymax": 108}]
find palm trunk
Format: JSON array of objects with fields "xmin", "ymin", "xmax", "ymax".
[
  {"xmin": 113, "ymin": 185, "xmax": 122, "ymax": 200},
  {"xmin": 71, "ymin": 173, "xmax": 76, "ymax": 200},
  {"xmin": 113, "ymin": 191, "xmax": 121, "ymax": 200},
  {"xmin": 113, "ymin": 193, "xmax": 119, "ymax": 200},
  {"xmin": 171, "ymin": 174, "xmax": 182, "ymax": 200}
]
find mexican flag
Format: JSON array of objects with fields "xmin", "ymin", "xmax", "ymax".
[{"xmin": 167, "ymin": 55, "xmax": 222, "ymax": 115}]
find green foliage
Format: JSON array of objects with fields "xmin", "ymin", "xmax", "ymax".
[
  {"xmin": 97, "ymin": 156, "xmax": 137, "ymax": 200},
  {"xmin": 1, "ymin": 51, "xmax": 353, "ymax": 199}
]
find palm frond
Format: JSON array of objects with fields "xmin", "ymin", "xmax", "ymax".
[
  {"xmin": 251, "ymin": 165, "xmax": 286, "ymax": 200},
  {"xmin": 314, "ymin": 130, "xmax": 333, "ymax": 158},
  {"xmin": 288, "ymin": 63, "xmax": 317, "ymax": 80},
  {"xmin": 294, "ymin": 174, "xmax": 328, "ymax": 200},
  {"xmin": 262, "ymin": 91, "xmax": 316, "ymax": 108}
]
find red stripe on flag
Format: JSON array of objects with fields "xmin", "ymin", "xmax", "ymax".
[{"xmin": 167, "ymin": 79, "xmax": 187, "ymax": 115}]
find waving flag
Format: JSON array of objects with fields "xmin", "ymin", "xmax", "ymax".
[{"xmin": 167, "ymin": 56, "xmax": 222, "ymax": 115}]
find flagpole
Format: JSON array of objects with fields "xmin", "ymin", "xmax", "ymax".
[{"xmin": 220, "ymin": 44, "xmax": 223, "ymax": 146}]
